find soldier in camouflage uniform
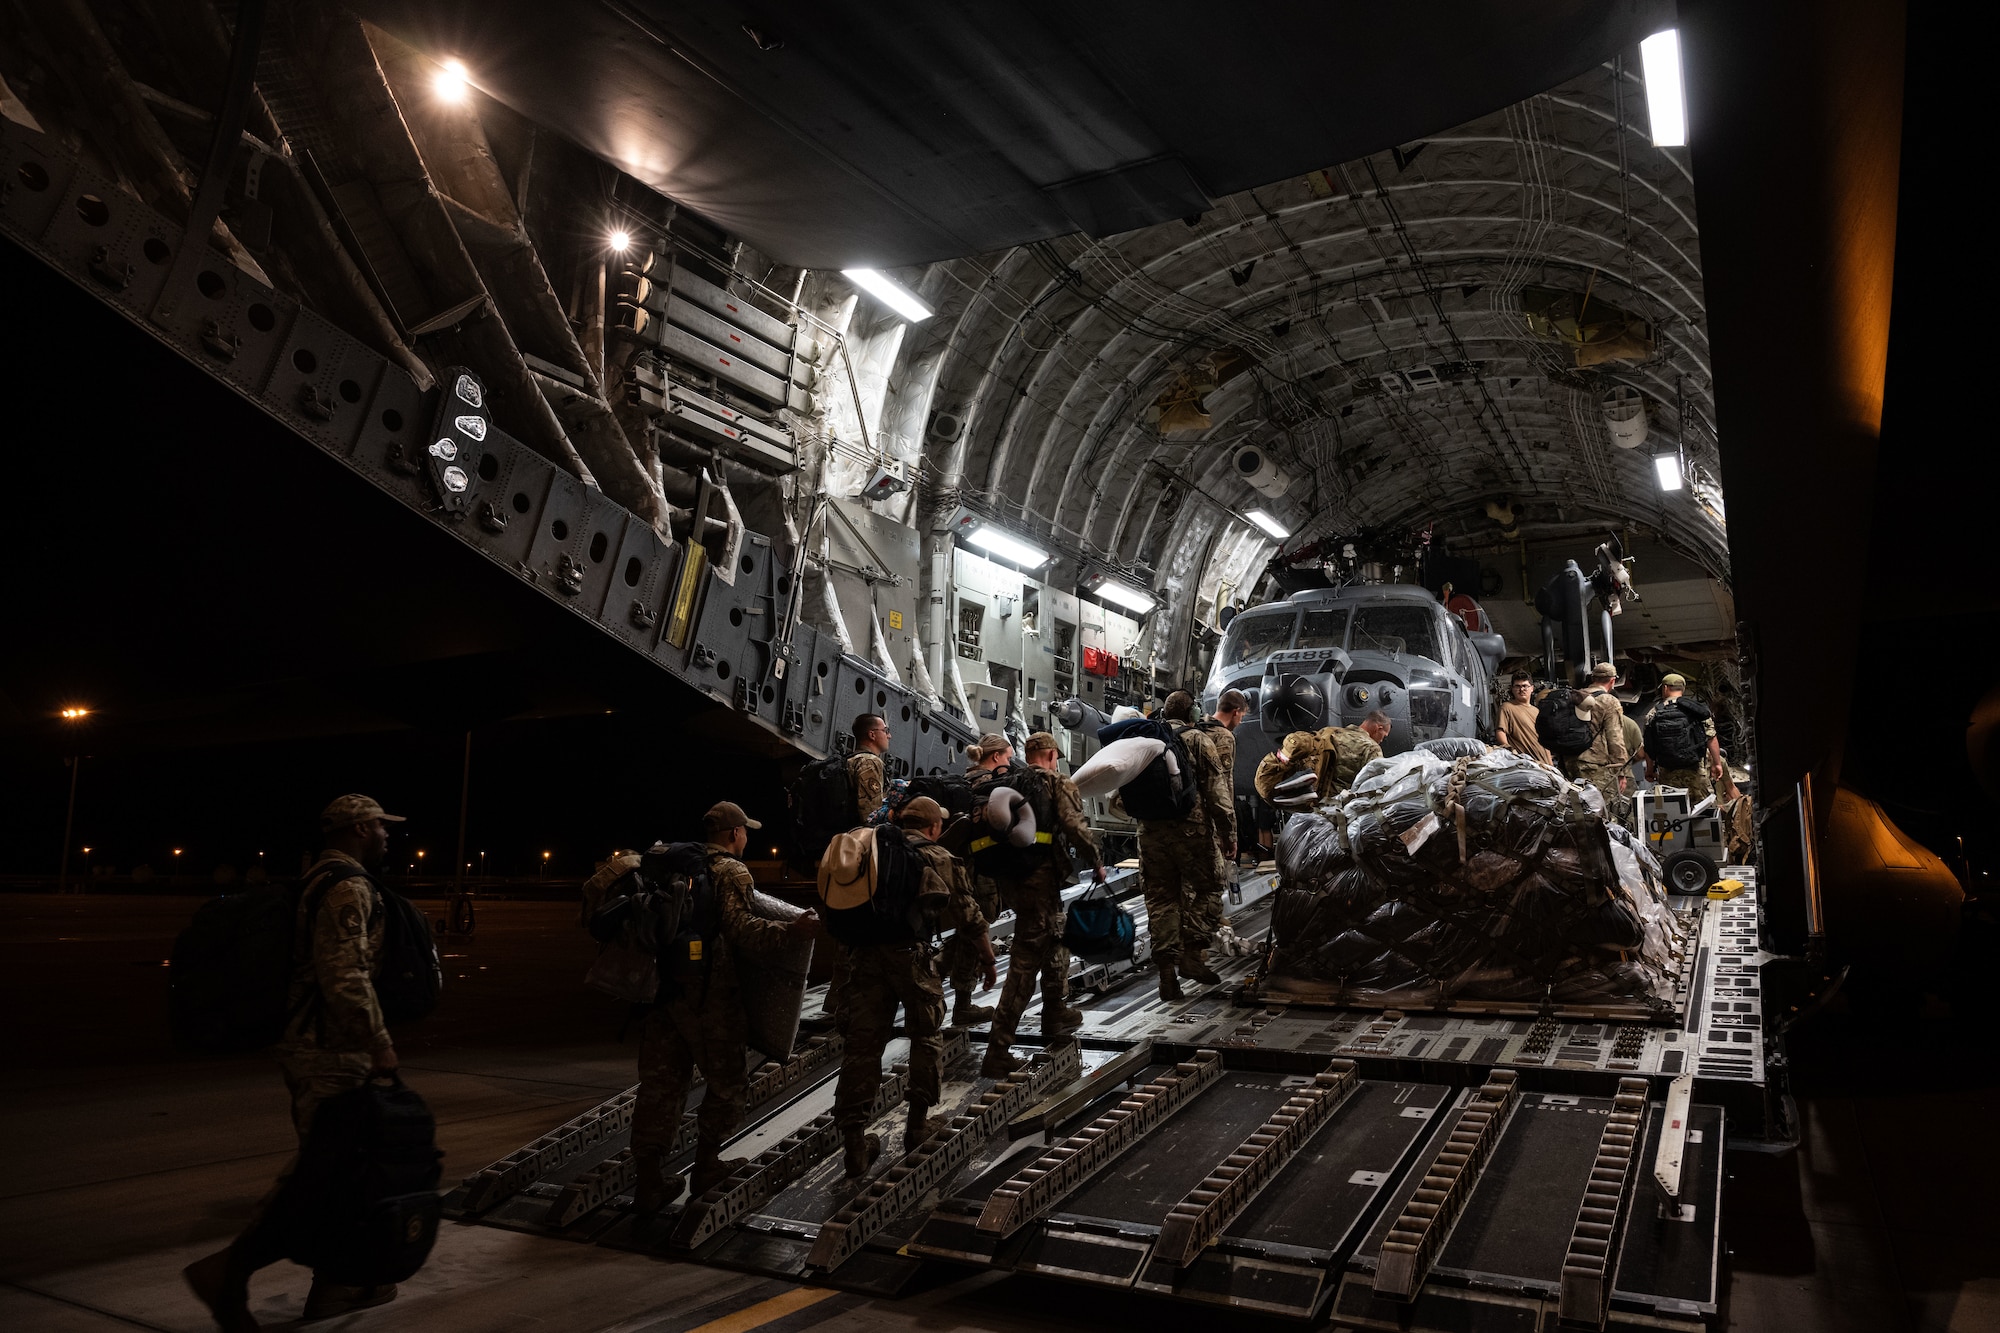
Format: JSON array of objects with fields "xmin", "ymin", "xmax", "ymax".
[
  {"xmin": 185, "ymin": 794, "xmax": 410, "ymax": 1331},
  {"xmin": 1573, "ymin": 662, "xmax": 1631, "ymax": 815},
  {"xmin": 1211, "ymin": 688, "xmax": 1251, "ymax": 861},
  {"xmin": 835, "ymin": 797, "xmax": 995, "ymax": 1176},
  {"xmin": 1252, "ymin": 711, "xmax": 1390, "ymax": 806},
  {"xmin": 939, "ymin": 733, "xmax": 1014, "ymax": 1026},
  {"xmin": 980, "ymin": 734, "xmax": 1107, "ymax": 1078},
  {"xmin": 1642, "ymin": 674, "xmax": 1725, "ymax": 802},
  {"xmin": 632, "ymin": 802, "xmax": 819, "ymax": 1211},
  {"xmin": 1140, "ymin": 692, "xmax": 1237, "ymax": 1000},
  {"xmin": 824, "ymin": 714, "xmax": 892, "ymax": 1033}
]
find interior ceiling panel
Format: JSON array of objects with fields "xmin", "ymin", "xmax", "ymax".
[{"xmin": 350, "ymin": 0, "xmax": 1675, "ymax": 268}]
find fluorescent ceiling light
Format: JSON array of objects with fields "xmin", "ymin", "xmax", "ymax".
[
  {"xmin": 1093, "ymin": 579, "xmax": 1157, "ymax": 615},
  {"xmin": 1245, "ymin": 509, "xmax": 1290, "ymax": 539},
  {"xmin": 964, "ymin": 525, "xmax": 1050, "ymax": 568},
  {"xmin": 1654, "ymin": 453, "xmax": 1684, "ymax": 491},
  {"xmin": 842, "ymin": 268, "xmax": 933, "ymax": 323},
  {"xmin": 1640, "ymin": 30, "xmax": 1687, "ymax": 147}
]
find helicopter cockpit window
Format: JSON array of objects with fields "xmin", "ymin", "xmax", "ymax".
[
  {"xmin": 1349, "ymin": 605, "xmax": 1442, "ymax": 662},
  {"xmin": 1219, "ymin": 610, "xmax": 1297, "ymax": 668},
  {"xmin": 1295, "ymin": 608, "xmax": 1351, "ymax": 652}
]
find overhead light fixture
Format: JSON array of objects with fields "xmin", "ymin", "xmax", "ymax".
[
  {"xmin": 434, "ymin": 58, "xmax": 470, "ymax": 104},
  {"xmin": 964, "ymin": 525, "xmax": 1050, "ymax": 568},
  {"xmin": 842, "ymin": 268, "xmax": 933, "ymax": 323},
  {"xmin": 1086, "ymin": 576, "xmax": 1157, "ymax": 616},
  {"xmin": 1654, "ymin": 452, "xmax": 1684, "ymax": 491},
  {"xmin": 608, "ymin": 230, "xmax": 631, "ymax": 253},
  {"xmin": 1244, "ymin": 509, "xmax": 1290, "ymax": 539},
  {"xmin": 1640, "ymin": 30, "xmax": 1686, "ymax": 147}
]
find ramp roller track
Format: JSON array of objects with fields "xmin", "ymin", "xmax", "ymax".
[
  {"xmin": 1152, "ymin": 1057, "xmax": 1361, "ymax": 1268},
  {"xmin": 976, "ymin": 1049, "xmax": 1225, "ymax": 1240},
  {"xmin": 1373, "ymin": 1068, "xmax": 1520, "ymax": 1301},
  {"xmin": 1558, "ymin": 1076, "xmax": 1650, "ymax": 1328},
  {"xmin": 0, "ymin": 119, "xmax": 975, "ymax": 776}
]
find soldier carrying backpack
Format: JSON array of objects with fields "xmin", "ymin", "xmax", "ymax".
[
  {"xmin": 1643, "ymin": 673, "xmax": 1724, "ymax": 800},
  {"xmin": 183, "ymin": 794, "xmax": 442, "ymax": 1332},
  {"xmin": 1124, "ymin": 693, "xmax": 1238, "ymax": 1002},
  {"xmin": 819, "ymin": 796, "xmax": 994, "ymax": 1176},
  {"xmin": 625, "ymin": 802, "xmax": 820, "ymax": 1213}
]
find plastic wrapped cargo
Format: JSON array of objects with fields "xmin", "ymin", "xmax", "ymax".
[{"xmin": 1265, "ymin": 749, "xmax": 1688, "ymax": 1011}]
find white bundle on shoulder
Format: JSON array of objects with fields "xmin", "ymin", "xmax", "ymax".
[{"xmin": 1071, "ymin": 736, "xmax": 1169, "ymax": 796}]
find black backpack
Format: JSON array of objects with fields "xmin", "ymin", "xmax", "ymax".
[
  {"xmin": 1098, "ymin": 717, "xmax": 1200, "ymax": 822},
  {"xmin": 1536, "ymin": 685, "xmax": 1596, "ymax": 759},
  {"xmin": 274, "ymin": 1072, "xmax": 442, "ymax": 1286},
  {"xmin": 966, "ymin": 764, "xmax": 1060, "ymax": 879},
  {"xmin": 790, "ymin": 755, "xmax": 855, "ymax": 861},
  {"xmin": 1645, "ymin": 697, "xmax": 1708, "ymax": 769},
  {"xmin": 639, "ymin": 842, "xmax": 722, "ymax": 1000},
  {"xmin": 169, "ymin": 861, "xmax": 439, "ymax": 1054},
  {"xmin": 905, "ymin": 772, "xmax": 981, "ymax": 818},
  {"xmin": 821, "ymin": 825, "xmax": 931, "ymax": 948}
]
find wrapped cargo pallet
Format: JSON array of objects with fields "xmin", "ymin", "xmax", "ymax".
[{"xmin": 1263, "ymin": 746, "xmax": 1689, "ymax": 1015}]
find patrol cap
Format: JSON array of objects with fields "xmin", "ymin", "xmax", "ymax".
[
  {"xmin": 1025, "ymin": 731, "xmax": 1059, "ymax": 753},
  {"xmin": 1591, "ymin": 661, "xmax": 1619, "ymax": 680},
  {"xmin": 1661, "ymin": 672, "xmax": 1687, "ymax": 689},
  {"xmin": 966, "ymin": 733, "xmax": 1011, "ymax": 760},
  {"xmin": 897, "ymin": 796, "xmax": 948, "ymax": 827},
  {"xmin": 703, "ymin": 801, "xmax": 763, "ymax": 833},
  {"xmin": 319, "ymin": 794, "xmax": 406, "ymax": 832}
]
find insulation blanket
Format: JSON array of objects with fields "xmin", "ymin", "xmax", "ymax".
[
  {"xmin": 740, "ymin": 889, "xmax": 814, "ymax": 1060},
  {"xmin": 1267, "ymin": 747, "xmax": 1687, "ymax": 1008},
  {"xmin": 1071, "ymin": 736, "xmax": 1167, "ymax": 797}
]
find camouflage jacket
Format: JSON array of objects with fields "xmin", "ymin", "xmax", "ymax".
[
  {"xmin": 1168, "ymin": 722, "xmax": 1236, "ymax": 846},
  {"xmin": 1049, "ymin": 770, "xmax": 1106, "ymax": 873},
  {"xmin": 703, "ymin": 844, "xmax": 803, "ymax": 967},
  {"xmin": 909, "ymin": 838, "xmax": 990, "ymax": 935},
  {"xmin": 284, "ymin": 852, "xmax": 389, "ymax": 1054},
  {"xmin": 1577, "ymin": 688, "xmax": 1630, "ymax": 767},
  {"xmin": 848, "ymin": 751, "xmax": 886, "ymax": 825},
  {"xmin": 1254, "ymin": 726, "xmax": 1381, "ymax": 803}
]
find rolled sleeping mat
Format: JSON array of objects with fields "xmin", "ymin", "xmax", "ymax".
[
  {"xmin": 1272, "ymin": 770, "xmax": 1322, "ymax": 809},
  {"xmin": 1071, "ymin": 736, "xmax": 1166, "ymax": 797},
  {"xmin": 739, "ymin": 889, "xmax": 813, "ymax": 1061},
  {"xmin": 983, "ymin": 786, "xmax": 1040, "ymax": 848}
]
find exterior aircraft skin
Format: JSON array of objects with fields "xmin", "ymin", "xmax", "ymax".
[{"xmin": 1198, "ymin": 585, "xmax": 1505, "ymax": 808}]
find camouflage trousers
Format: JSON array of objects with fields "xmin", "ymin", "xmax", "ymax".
[
  {"xmin": 1575, "ymin": 762, "xmax": 1627, "ymax": 821},
  {"xmin": 1139, "ymin": 822, "xmax": 1226, "ymax": 960},
  {"xmin": 1655, "ymin": 766, "xmax": 1713, "ymax": 803},
  {"xmin": 633, "ymin": 993, "xmax": 749, "ymax": 1157},
  {"xmin": 939, "ymin": 882, "xmax": 1002, "ymax": 995},
  {"xmin": 236, "ymin": 1047, "xmax": 375, "ymax": 1271},
  {"xmin": 834, "ymin": 942, "xmax": 946, "ymax": 1129},
  {"xmin": 991, "ymin": 864, "xmax": 1072, "ymax": 1040}
]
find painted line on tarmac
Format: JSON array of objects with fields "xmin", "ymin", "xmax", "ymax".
[{"xmin": 683, "ymin": 1285, "xmax": 845, "ymax": 1333}]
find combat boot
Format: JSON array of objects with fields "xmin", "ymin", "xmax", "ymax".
[
  {"xmin": 1157, "ymin": 958, "xmax": 1184, "ymax": 1002},
  {"xmin": 1179, "ymin": 948, "xmax": 1221, "ymax": 985},
  {"xmin": 842, "ymin": 1129, "xmax": 882, "ymax": 1178},
  {"xmin": 691, "ymin": 1150, "xmax": 747, "ymax": 1199},
  {"xmin": 182, "ymin": 1248, "xmax": 258, "ymax": 1333},
  {"xmin": 631, "ymin": 1149, "xmax": 674, "ymax": 1213},
  {"xmin": 903, "ymin": 1103, "xmax": 939, "ymax": 1152},
  {"xmin": 951, "ymin": 991, "xmax": 996, "ymax": 1027},
  {"xmin": 1043, "ymin": 1002, "xmax": 1085, "ymax": 1036},
  {"xmin": 980, "ymin": 1036, "xmax": 1022, "ymax": 1079}
]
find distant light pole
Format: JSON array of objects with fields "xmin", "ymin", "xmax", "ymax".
[
  {"xmin": 57, "ymin": 706, "xmax": 89, "ymax": 894},
  {"xmin": 479, "ymin": 849, "xmax": 487, "ymax": 879},
  {"xmin": 541, "ymin": 850, "xmax": 551, "ymax": 879}
]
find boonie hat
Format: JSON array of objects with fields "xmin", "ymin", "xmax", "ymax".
[
  {"xmin": 1661, "ymin": 672, "xmax": 1687, "ymax": 689},
  {"xmin": 704, "ymin": 801, "xmax": 763, "ymax": 832},
  {"xmin": 1025, "ymin": 731, "xmax": 1059, "ymax": 753},
  {"xmin": 968, "ymin": 733, "xmax": 1011, "ymax": 760},
  {"xmin": 1590, "ymin": 661, "xmax": 1619, "ymax": 680},
  {"xmin": 897, "ymin": 796, "xmax": 948, "ymax": 827},
  {"xmin": 320, "ymin": 794, "xmax": 406, "ymax": 832}
]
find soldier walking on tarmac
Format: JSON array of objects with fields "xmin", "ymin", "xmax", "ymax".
[
  {"xmin": 978, "ymin": 734, "xmax": 1107, "ymax": 1078},
  {"xmin": 631, "ymin": 802, "xmax": 818, "ymax": 1211},
  {"xmin": 184, "ymin": 795, "xmax": 411, "ymax": 1331},
  {"xmin": 1140, "ymin": 692, "xmax": 1236, "ymax": 1001},
  {"xmin": 834, "ymin": 796, "xmax": 995, "ymax": 1176}
]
